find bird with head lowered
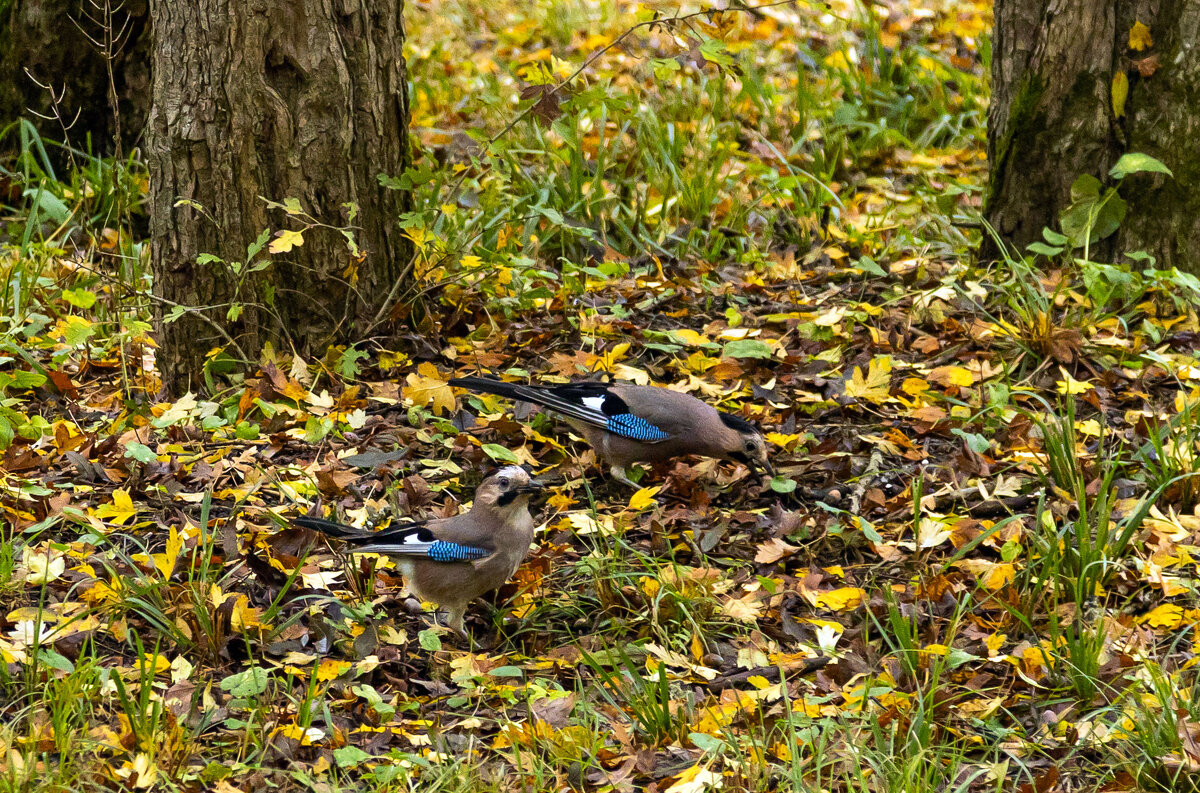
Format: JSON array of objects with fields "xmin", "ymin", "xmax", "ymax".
[{"xmin": 450, "ymin": 376, "xmax": 772, "ymax": 487}]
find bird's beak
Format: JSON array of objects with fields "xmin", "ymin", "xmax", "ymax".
[
  {"xmin": 747, "ymin": 458, "xmax": 775, "ymax": 478},
  {"xmin": 517, "ymin": 481, "xmax": 546, "ymax": 495}
]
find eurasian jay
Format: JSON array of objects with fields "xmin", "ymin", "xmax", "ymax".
[
  {"xmin": 296, "ymin": 465, "xmax": 541, "ymax": 638},
  {"xmin": 449, "ymin": 376, "xmax": 773, "ymax": 487}
]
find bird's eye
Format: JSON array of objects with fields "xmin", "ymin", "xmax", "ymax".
[
  {"xmin": 498, "ymin": 477, "xmax": 510, "ymax": 488},
  {"xmin": 744, "ymin": 440, "xmax": 756, "ymax": 452}
]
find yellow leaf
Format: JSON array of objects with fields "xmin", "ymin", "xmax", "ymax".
[
  {"xmin": 21, "ymin": 547, "xmax": 64, "ymax": 585},
  {"xmin": 94, "ymin": 489, "xmax": 138, "ymax": 525},
  {"xmin": 269, "ymin": 228, "xmax": 305, "ymax": 254},
  {"xmin": 685, "ymin": 350, "xmax": 720, "ymax": 372},
  {"xmin": 671, "ymin": 329, "xmax": 710, "ymax": 347},
  {"xmin": 927, "ymin": 365, "xmax": 975, "ymax": 388},
  {"xmin": 845, "ymin": 356, "xmax": 892, "ymax": 403},
  {"xmin": 1129, "ymin": 20, "xmax": 1153, "ymax": 51},
  {"xmin": 152, "ymin": 525, "xmax": 184, "ymax": 579},
  {"xmin": 315, "ymin": 658, "xmax": 353, "ymax": 681},
  {"xmin": 1112, "ymin": 71, "xmax": 1129, "ymax": 119},
  {"xmin": 628, "ymin": 486, "xmax": 661, "ymax": 511},
  {"xmin": 813, "ymin": 586, "xmax": 865, "ymax": 612},
  {"xmin": 765, "ymin": 432, "xmax": 801, "ymax": 448},
  {"xmin": 664, "ymin": 765, "xmax": 722, "ymax": 793},
  {"xmin": 403, "ymin": 363, "xmax": 456, "ymax": 415},
  {"xmin": 983, "ymin": 563, "xmax": 1016, "ymax": 590},
  {"xmin": 1142, "ymin": 603, "xmax": 1183, "ymax": 629},
  {"xmin": 1056, "ymin": 371, "xmax": 1094, "ymax": 394},
  {"xmin": 984, "ymin": 632, "xmax": 1007, "ymax": 658}
]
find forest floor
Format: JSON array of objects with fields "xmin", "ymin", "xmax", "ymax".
[{"xmin": 4, "ymin": 0, "xmax": 1200, "ymax": 791}]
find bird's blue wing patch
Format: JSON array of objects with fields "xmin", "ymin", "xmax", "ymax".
[
  {"xmin": 427, "ymin": 541, "xmax": 491, "ymax": 562},
  {"xmin": 606, "ymin": 413, "xmax": 671, "ymax": 442}
]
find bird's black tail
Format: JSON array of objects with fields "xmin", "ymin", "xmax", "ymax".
[
  {"xmin": 448, "ymin": 376, "xmax": 537, "ymax": 402},
  {"xmin": 295, "ymin": 515, "xmax": 364, "ymax": 539},
  {"xmin": 450, "ymin": 376, "xmax": 607, "ymax": 427}
]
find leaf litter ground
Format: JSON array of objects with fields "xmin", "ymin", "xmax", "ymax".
[{"xmin": 4, "ymin": 0, "xmax": 1200, "ymax": 791}]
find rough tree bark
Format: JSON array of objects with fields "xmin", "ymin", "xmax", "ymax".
[
  {"xmin": 146, "ymin": 0, "xmax": 412, "ymax": 394},
  {"xmin": 987, "ymin": 0, "xmax": 1200, "ymax": 272},
  {"xmin": 0, "ymin": 0, "xmax": 150, "ymax": 155}
]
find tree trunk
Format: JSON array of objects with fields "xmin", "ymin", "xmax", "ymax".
[
  {"xmin": 146, "ymin": 0, "xmax": 412, "ymax": 394},
  {"xmin": 0, "ymin": 0, "xmax": 150, "ymax": 156},
  {"xmin": 986, "ymin": 0, "xmax": 1200, "ymax": 272}
]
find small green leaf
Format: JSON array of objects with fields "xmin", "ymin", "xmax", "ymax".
[
  {"xmin": 1042, "ymin": 227, "xmax": 1070, "ymax": 245},
  {"xmin": 770, "ymin": 476, "xmax": 797, "ymax": 494},
  {"xmin": 1026, "ymin": 242, "xmax": 1064, "ymax": 257},
  {"xmin": 25, "ymin": 188, "xmax": 70, "ymax": 224},
  {"xmin": 418, "ymin": 628, "xmax": 442, "ymax": 652},
  {"xmin": 699, "ymin": 39, "xmax": 734, "ymax": 67},
  {"xmin": 488, "ymin": 665, "xmax": 524, "ymax": 678},
  {"xmin": 246, "ymin": 228, "xmax": 271, "ymax": 261},
  {"xmin": 856, "ymin": 516, "xmax": 884, "ymax": 544},
  {"xmin": 854, "ymin": 256, "xmax": 887, "ymax": 277},
  {"xmin": 61, "ymin": 288, "xmax": 97, "ymax": 309},
  {"xmin": 481, "ymin": 444, "xmax": 519, "ymax": 464},
  {"xmin": 234, "ymin": 421, "xmax": 260, "ymax": 440},
  {"xmin": 304, "ymin": 416, "xmax": 331, "ymax": 444},
  {"xmin": 1109, "ymin": 152, "xmax": 1173, "ymax": 180},
  {"xmin": 951, "ymin": 428, "xmax": 991, "ymax": 454},
  {"xmin": 221, "ymin": 667, "xmax": 269, "ymax": 697},
  {"xmin": 124, "ymin": 442, "xmax": 157, "ymax": 464},
  {"xmin": 333, "ymin": 746, "xmax": 373, "ymax": 767},
  {"xmin": 652, "ymin": 58, "xmax": 681, "ymax": 80},
  {"xmin": 722, "ymin": 339, "xmax": 773, "ymax": 360},
  {"xmin": 690, "ymin": 733, "xmax": 725, "ymax": 753}
]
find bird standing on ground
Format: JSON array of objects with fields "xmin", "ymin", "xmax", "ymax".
[
  {"xmin": 296, "ymin": 465, "xmax": 541, "ymax": 638},
  {"xmin": 449, "ymin": 376, "xmax": 773, "ymax": 487}
]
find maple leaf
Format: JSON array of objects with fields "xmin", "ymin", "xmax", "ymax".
[
  {"xmin": 627, "ymin": 486, "xmax": 661, "ymax": 511},
  {"xmin": 94, "ymin": 489, "xmax": 138, "ymax": 525},
  {"xmin": 403, "ymin": 362, "xmax": 456, "ymax": 415},
  {"xmin": 844, "ymin": 356, "xmax": 893, "ymax": 403}
]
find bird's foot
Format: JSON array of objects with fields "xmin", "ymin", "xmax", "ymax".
[{"xmin": 610, "ymin": 465, "xmax": 641, "ymax": 490}]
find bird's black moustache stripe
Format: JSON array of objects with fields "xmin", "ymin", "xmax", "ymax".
[
  {"xmin": 728, "ymin": 451, "xmax": 751, "ymax": 465},
  {"xmin": 497, "ymin": 490, "xmax": 519, "ymax": 506}
]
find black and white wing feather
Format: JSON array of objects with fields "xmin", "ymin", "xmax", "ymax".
[
  {"xmin": 296, "ymin": 515, "xmax": 490, "ymax": 562},
  {"xmin": 450, "ymin": 377, "xmax": 671, "ymax": 443}
]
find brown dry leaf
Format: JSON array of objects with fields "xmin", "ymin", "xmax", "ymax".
[
  {"xmin": 755, "ymin": 537, "xmax": 801, "ymax": 564},
  {"xmin": 1133, "ymin": 53, "xmax": 1160, "ymax": 77}
]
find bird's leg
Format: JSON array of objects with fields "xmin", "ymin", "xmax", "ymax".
[
  {"xmin": 445, "ymin": 604, "xmax": 470, "ymax": 643},
  {"xmin": 610, "ymin": 465, "xmax": 640, "ymax": 490}
]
